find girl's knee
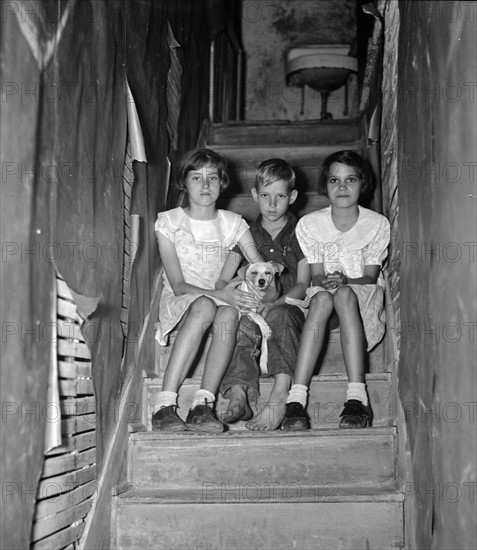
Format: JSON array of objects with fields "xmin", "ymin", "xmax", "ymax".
[
  {"xmin": 309, "ymin": 291, "xmax": 333, "ymax": 312},
  {"xmin": 189, "ymin": 296, "xmax": 217, "ymax": 319},
  {"xmin": 216, "ymin": 305, "xmax": 239, "ymax": 323},
  {"xmin": 213, "ymin": 306, "xmax": 240, "ymax": 340},
  {"xmin": 334, "ymin": 286, "xmax": 358, "ymax": 309}
]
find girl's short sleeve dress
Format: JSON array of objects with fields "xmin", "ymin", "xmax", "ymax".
[
  {"xmin": 296, "ymin": 205, "xmax": 390, "ymax": 350},
  {"xmin": 154, "ymin": 207, "xmax": 249, "ymax": 345}
]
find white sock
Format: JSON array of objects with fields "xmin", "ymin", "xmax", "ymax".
[
  {"xmin": 346, "ymin": 383, "xmax": 368, "ymax": 406},
  {"xmin": 286, "ymin": 384, "xmax": 308, "ymax": 407},
  {"xmin": 191, "ymin": 389, "xmax": 215, "ymax": 409},
  {"xmin": 157, "ymin": 391, "xmax": 178, "ymax": 408}
]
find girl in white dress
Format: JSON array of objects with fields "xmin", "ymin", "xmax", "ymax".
[
  {"xmin": 281, "ymin": 150, "xmax": 390, "ymax": 430},
  {"xmin": 152, "ymin": 149, "xmax": 261, "ymax": 433}
]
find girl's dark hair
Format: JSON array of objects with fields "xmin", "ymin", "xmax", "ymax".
[
  {"xmin": 318, "ymin": 150, "xmax": 375, "ymax": 200},
  {"xmin": 176, "ymin": 148, "xmax": 229, "ymax": 192}
]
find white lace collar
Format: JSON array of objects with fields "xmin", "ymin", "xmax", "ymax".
[
  {"xmin": 162, "ymin": 207, "xmax": 243, "ymax": 248},
  {"xmin": 310, "ymin": 206, "xmax": 383, "ymax": 251}
]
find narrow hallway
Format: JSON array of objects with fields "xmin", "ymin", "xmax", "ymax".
[{"xmin": 1, "ymin": 2, "xmax": 475, "ymax": 550}]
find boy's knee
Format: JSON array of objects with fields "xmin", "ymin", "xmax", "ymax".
[
  {"xmin": 264, "ymin": 304, "xmax": 288, "ymax": 323},
  {"xmin": 265, "ymin": 304, "xmax": 303, "ymax": 332}
]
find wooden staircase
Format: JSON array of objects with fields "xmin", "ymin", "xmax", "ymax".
[
  {"xmin": 111, "ymin": 120, "xmax": 404, "ymax": 549},
  {"xmin": 212, "ymin": 119, "xmax": 363, "ymax": 223}
]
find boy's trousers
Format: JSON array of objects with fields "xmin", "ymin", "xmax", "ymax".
[{"xmin": 220, "ymin": 304, "xmax": 305, "ymax": 401}]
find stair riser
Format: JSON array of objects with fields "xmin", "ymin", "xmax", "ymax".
[
  {"xmin": 144, "ymin": 377, "xmax": 392, "ymax": 431},
  {"xmin": 154, "ymin": 330, "xmax": 385, "ymax": 382},
  {"xmin": 115, "ymin": 501, "xmax": 403, "ymax": 550},
  {"xmin": 129, "ymin": 434, "xmax": 395, "ymax": 489}
]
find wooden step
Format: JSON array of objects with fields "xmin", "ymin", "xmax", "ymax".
[
  {"xmin": 211, "ymin": 143, "xmax": 361, "ymax": 196},
  {"xmin": 143, "ymin": 373, "xmax": 392, "ymax": 431},
  {"xmin": 113, "ymin": 485, "xmax": 403, "ymax": 550},
  {"xmin": 208, "ymin": 119, "xmax": 362, "ymax": 147},
  {"xmin": 128, "ymin": 427, "xmax": 396, "ymax": 490}
]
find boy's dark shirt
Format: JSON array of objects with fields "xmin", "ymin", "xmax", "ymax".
[{"xmin": 242, "ymin": 213, "xmax": 305, "ymax": 294}]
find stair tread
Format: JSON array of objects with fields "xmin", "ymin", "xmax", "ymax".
[
  {"xmin": 130, "ymin": 426, "xmax": 396, "ymax": 441},
  {"xmin": 117, "ymin": 483, "xmax": 404, "ymax": 504},
  {"xmin": 144, "ymin": 372, "xmax": 392, "ymax": 430}
]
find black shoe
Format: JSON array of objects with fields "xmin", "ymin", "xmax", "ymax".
[
  {"xmin": 280, "ymin": 402, "xmax": 311, "ymax": 431},
  {"xmin": 186, "ymin": 404, "xmax": 225, "ymax": 433},
  {"xmin": 339, "ymin": 400, "xmax": 372, "ymax": 428},
  {"xmin": 152, "ymin": 405, "xmax": 188, "ymax": 432}
]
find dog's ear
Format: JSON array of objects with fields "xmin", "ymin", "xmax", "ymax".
[
  {"xmin": 269, "ymin": 261, "xmax": 285, "ymax": 275},
  {"xmin": 237, "ymin": 264, "xmax": 250, "ymax": 280}
]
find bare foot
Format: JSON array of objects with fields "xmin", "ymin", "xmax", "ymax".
[
  {"xmin": 246, "ymin": 373, "xmax": 291, "ymax": 431},
  {"xmin": 222, "ymin": 385, "xmax": 253, "ymax": 423},
  {"xmin": 246, "ymin": 401, "xmax": 286, "ymax": 431}
]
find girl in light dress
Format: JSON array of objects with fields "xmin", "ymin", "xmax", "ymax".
[
  {"xmin": 152, "ymin": 149, "xmax": 261, "ymax": 433},
  {"xmin": 281, "ymin": 150, "xmax": 390, "ymax": 430}
]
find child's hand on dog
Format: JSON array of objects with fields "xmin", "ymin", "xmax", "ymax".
[{"xmin": 220, "ymin": 280, "xmax": 260, "ymax": 311}]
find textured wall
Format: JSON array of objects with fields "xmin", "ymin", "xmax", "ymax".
[
  {"xmin": 381, "ymin": 0, "xmax": 400, "ymax": 334},
  {"xmin": 0, "ymin": 1, "xmax": 230, "ymax": 548},
  {"xmin": 242, "ymin": 0, "xmax": 358, "ymax": 120},
  {"xmin": 0, "ymin": 5, "xmax": 55, "ymax": 548},
  {"xmin": 396, "ymin": 2, "xmax": 477, "ymax": 549}
]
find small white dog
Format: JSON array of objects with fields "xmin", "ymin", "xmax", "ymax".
[
  {"xmin": 237, "ymin": 261, "xmax": 283, "ymax": 303},
  {"xmin": 236, "ymin": 261, "xmax": 284, "ymax": 374}
]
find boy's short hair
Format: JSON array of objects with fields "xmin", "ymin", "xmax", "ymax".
[
  {"xmin": 176, "ymin": 148, "xmax": 229, "ymax": 192},
  {"xmin": 254, "ymin": 158, "xmax": 296, "ymax": 192},
  {"xmin": 318, "ymin": 150, "xmax": 375, "ymax": 199}
]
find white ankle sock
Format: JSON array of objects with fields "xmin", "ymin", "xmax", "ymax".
[
  {"xmin": 287, "ymin": 384, "xmax": 308, "ymax": 407},
  {"xmin": 157, "ymin": 391, "xmax": 178, "ymax": 408},
  {"xmin": 191, "ymin": 389, "xmax": 215, "ymax": 409},
  {"xmin": 346, "ymin": 383, "xmax": 368, "ymax": 406}
]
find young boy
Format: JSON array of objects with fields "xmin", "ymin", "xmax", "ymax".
[{"xmin": 220, "ymin": 158, "xmax": 310, "ymax": 430}]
